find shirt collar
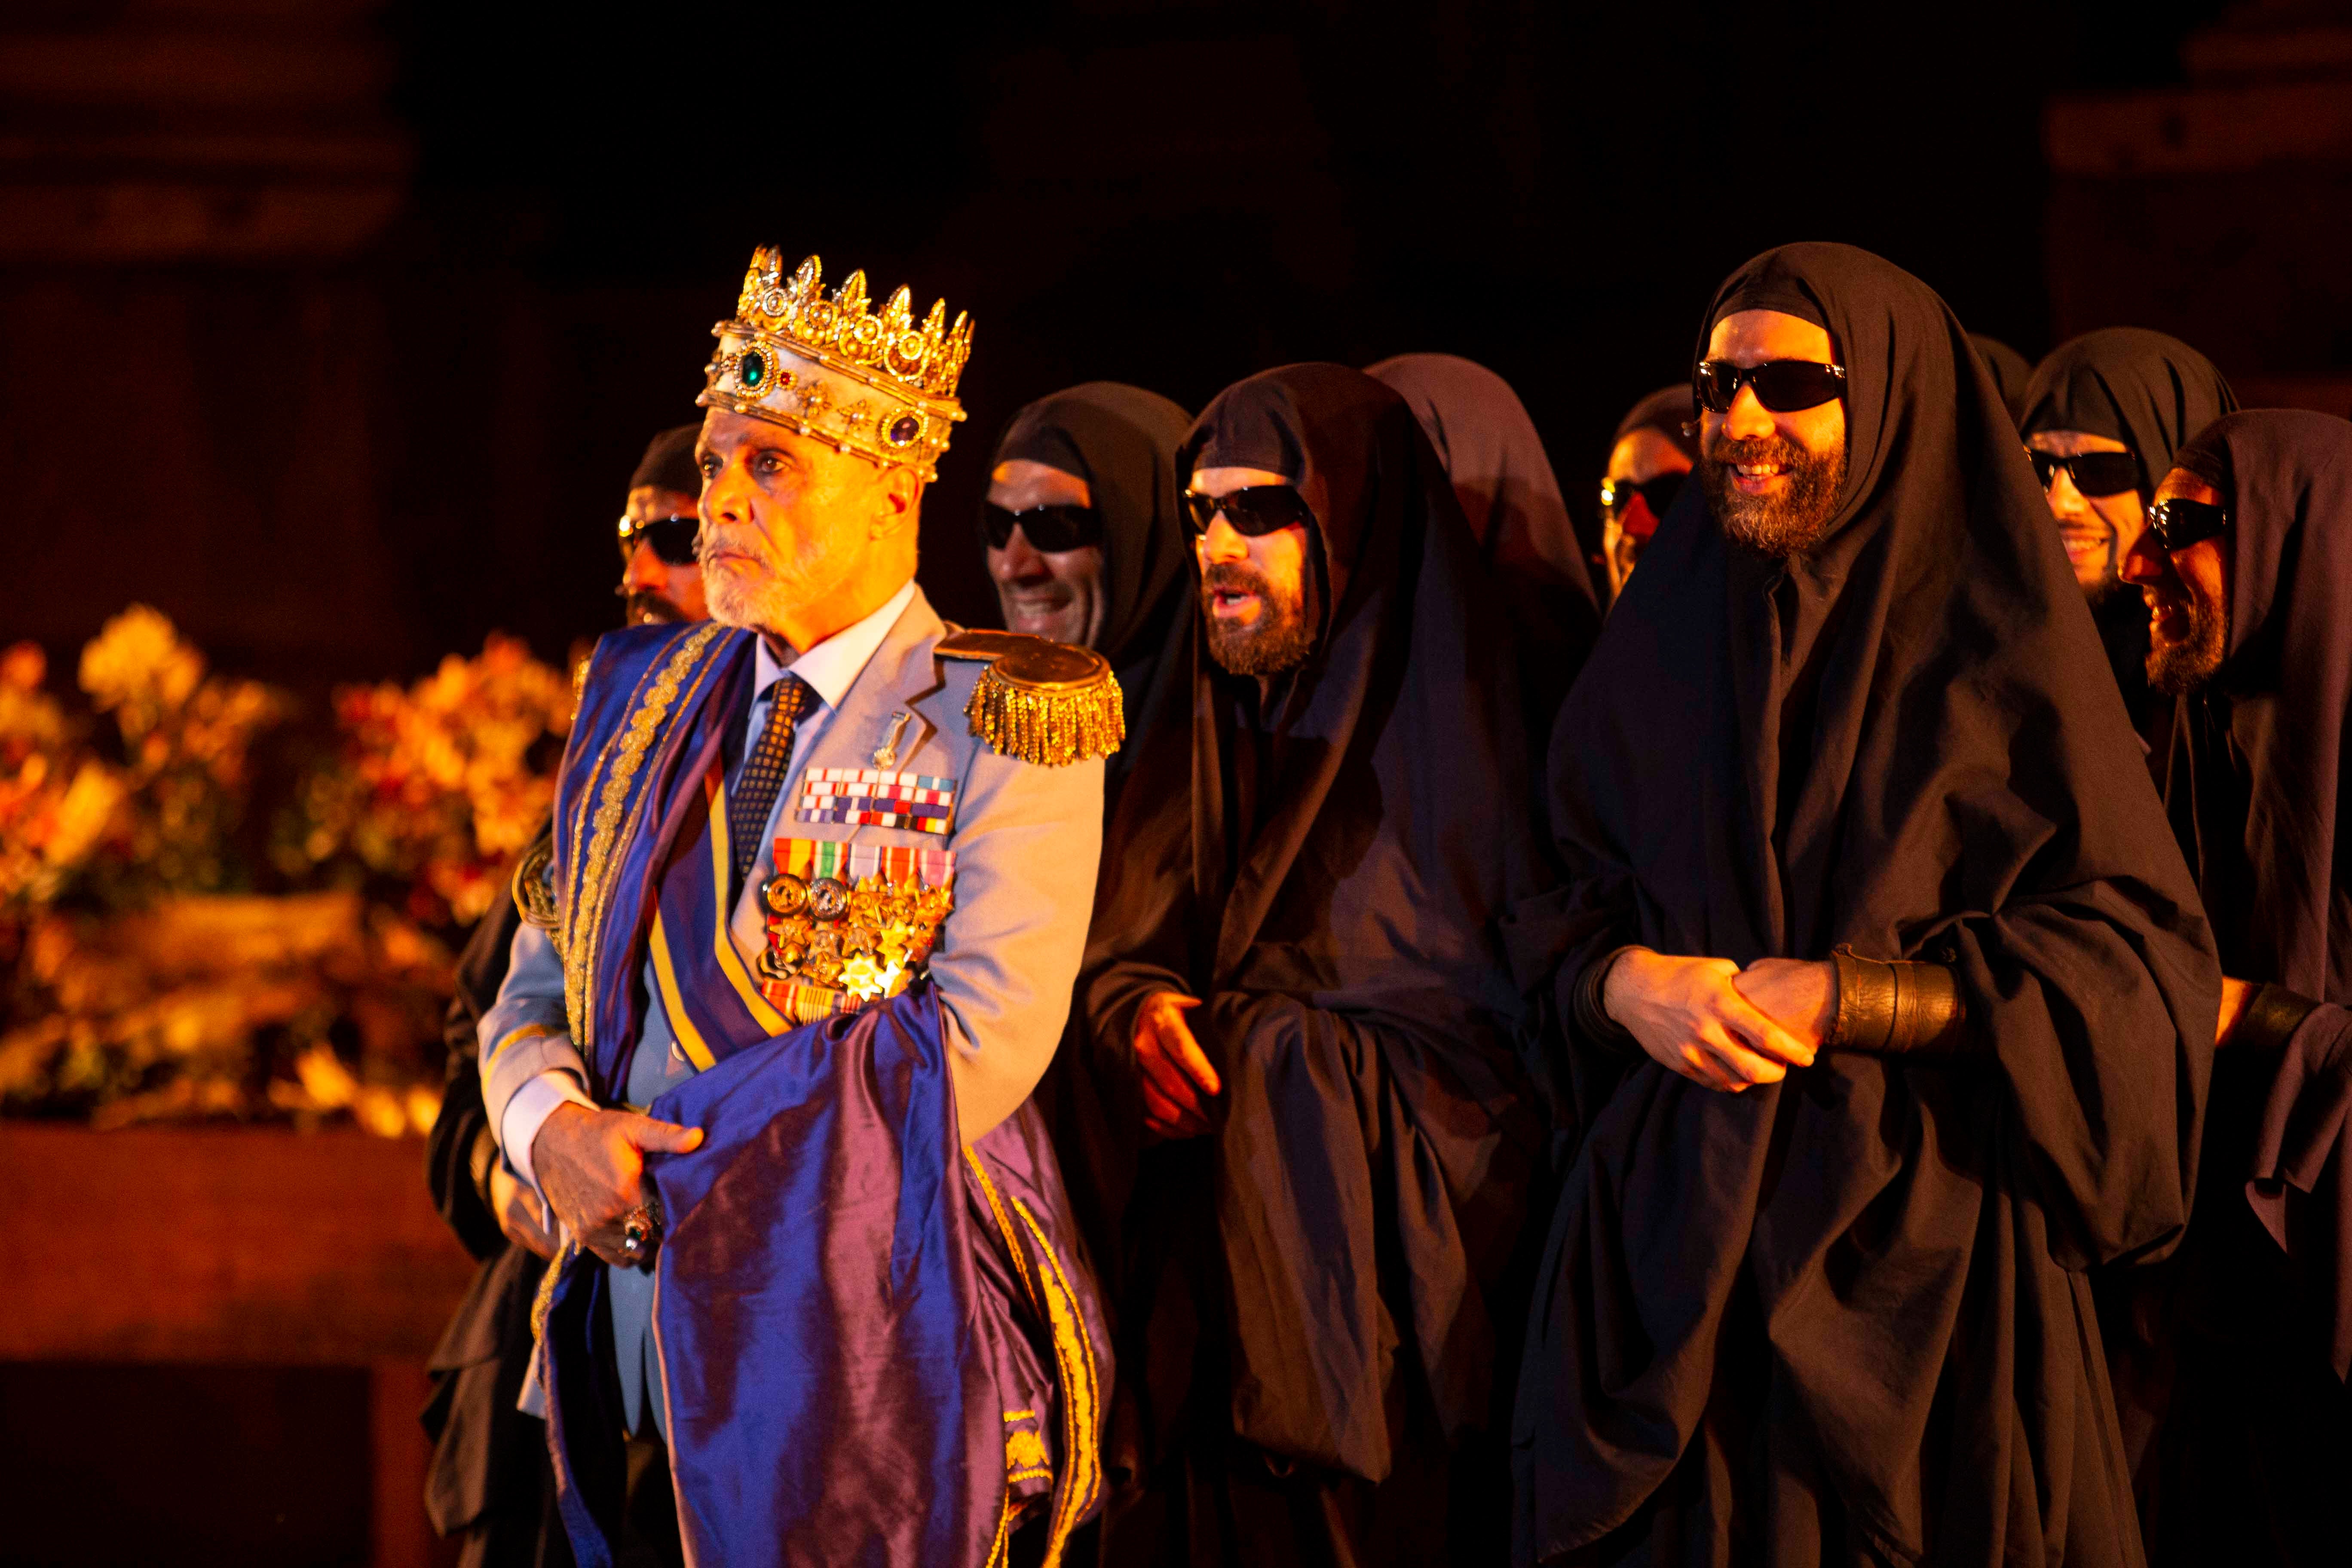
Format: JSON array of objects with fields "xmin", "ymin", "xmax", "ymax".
[{"xmin": 752, "ymin": 578, "xmax": 916, "ymax": 712}]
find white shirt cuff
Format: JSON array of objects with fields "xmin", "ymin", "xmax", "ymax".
[{"xmin": 502, "ymin": 1069, "xmax": 595, "ymax": 1195}]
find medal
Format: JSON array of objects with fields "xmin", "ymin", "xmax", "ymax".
[{"xmin": 759, "ymin": 839, "xmax": 957, "ymax": 1013}]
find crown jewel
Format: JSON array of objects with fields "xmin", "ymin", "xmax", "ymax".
[
  {"xmin": 735, "ymin": 251, "xmax": 972, "ymax": 401},
  {"xmin": 699, "ymin": 247, "xmax": 971, "ymax": 481}
]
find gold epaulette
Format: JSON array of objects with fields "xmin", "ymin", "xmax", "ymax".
[{"xmin": 937, "ymin": 630, "xmax": 1124, "ymax": 768}]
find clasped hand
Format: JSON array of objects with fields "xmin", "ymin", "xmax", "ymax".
[
  {"xmin": 530, "ymin": 1102, "xmax": 705, "ymax": 1267},
  {"xmin": 1602, "ymin": 949, "xmax": 1834, "ymax": 1093}
]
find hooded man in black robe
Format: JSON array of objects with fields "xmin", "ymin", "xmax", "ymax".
[
  {"xmin": 2020, "ymin": 329, "xmax": 2238, "ymax": 745},
  {"xmin": 1509, "ymin": 243, "xmax": 2220, "ymax": 1567},
  {"xmin": 2106, "ymin": 409, "xmax": 2352, "ymax": 1566},
  {"xmin": 1078, "ymin": 363, "xmax": 1553, "ymax": 1565}
]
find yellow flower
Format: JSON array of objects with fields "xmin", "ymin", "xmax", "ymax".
[
  {"xmin": 80, "ymin": 605, "xmax": 203, "ymax": 729},
  {"xmin": 43, "ymin": 762, "xmax": 123, "ymax": 869}
]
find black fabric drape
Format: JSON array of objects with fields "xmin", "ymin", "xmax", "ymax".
[
  {"xmin": 1968, "ymin": 334, "xmax": 2033, "ymax": 426},
  {"xmin": 422, "ymin": 815, "xmax": 573, "ymax": 1568},
  {"xmin": 1078, "ymin": 363, "xmax": 1553, "ymax": 1564},
  {"xmin": 1509, "ymin": 244, "xmax": 2219, "ymax": 1567},
  {"xmin": 2110, "ymin": 410, "xmax": 2352, "ymax": 1567},
  {"xmin": 988, "ymin": 380, "xmax": 1194, "ymax": 799},
  {"xmin": 2165, "ymin": 411, "xmax": 2352, "ymax": 999},
  {"xmin": 2020, "ymin": 329, "xmax": 2239, "ymax": 743},
  {"xmin": 1366, "ymin": 352, "xmax": 1601, "ymax": 765}
]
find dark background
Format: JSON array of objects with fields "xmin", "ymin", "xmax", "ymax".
[{"xmin": 12, "ymin": 0, "xmax": 2340, "ymax": 697}]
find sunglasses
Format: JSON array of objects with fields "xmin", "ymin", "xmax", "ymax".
[
  {"xmin": 980, "ymin": 502, "xmax": 1103, "ymax": 554},
  {"xmin": 2147, "ymin": 496, "xmax": 2230, "ymax": 552},
  {"xmin": 1694, "ymin": 359, "xmax": 1848, "ymax": 415},
  {"xmin": 618, "ymin": 514, "xmax": 699, "ymax": 567},
  {"xmin": 1182, "ymin": 485, "xmax": 1317, "ymax": 537},
  {"xmin": 1599, "ymin": 473, "xmax": 1684, "ymax": 521},
  {"xmin": 2027, "ymin": 449, "xmax": 2141, "ymax": 498}
]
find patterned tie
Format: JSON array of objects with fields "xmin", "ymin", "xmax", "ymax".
[{"xmin": 729, "ymin": 674, "xmax": 811, "ymax": 900}]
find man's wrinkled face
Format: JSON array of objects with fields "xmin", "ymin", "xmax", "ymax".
[
  {"xmin": 619, "ymin": 484, "xmax": 708, "ymax": 625},
  {"xmin": 1189, "ymin": 466, "xmax": 1320, "ymax": 677},
  {"xmin": 1698, "ymin": 309, "xmax": 1849, "ymax": 559},
  {"xmin": 695, "ymin": 408, "xmax": 902, "ymax": 636},
  {"xmin": 986, "ymin": 459, "xmax": 1106, "ymax": 646},
  {"xmin": 2027, "ymin": 429, "xmax": 2144, "ymax": 600},
  {"xmin": 1601, "ymin": 427, "xmax": 1694, "ymax": 600},
  {"xmin": 2119, "ymin": 467, "xmax": 2232, "ymax": 695}
]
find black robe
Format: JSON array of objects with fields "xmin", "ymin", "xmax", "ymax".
[
  {"xmin": 2019, "ymin": 329, "xmax": 2239, "ymax": 744},
  {"xmin": 1510, "ymin": 244, "xmax": 2220, "ymax": 1567},
  {"xmin": 1366, "ymin": 352, "xmax": 1601, "ymax": 740},
  {"xmin": 1967, "ymin": 334, "xmax": 2033, "ymax": 426},
  {"xmin": 989, "ymin": 383, "xmax": 1197, "ymax": 1478},
  {"xmin": 2119, "ymin": 410, "xmax": 2352, "ymax": 1567},
  {"xmin": 1079, "ymin": 363, "xmax": 1552, "ymax": 1565}
]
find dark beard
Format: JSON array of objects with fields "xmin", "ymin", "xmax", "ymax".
[
  {"xmin": 621, "ymin": 588, "xmax": 691, "ymax": 626},
  {"xmin": 2145, "ymin": 587, "xmax": 2227, "ymax": 695},
  {"xmin": 1200, "ymin": 562, "xmax": 1314, "ymax": 676},
  {"xmin": 1701, "ymin": 433, "xmax": 1848, "ymax": 558}
]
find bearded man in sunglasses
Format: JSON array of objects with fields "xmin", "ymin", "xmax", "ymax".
[
  {"xmin": 1512, "ymin": 244, "xmax": 2218, "ymax": 1566},
  {"xmin": 1078, "ymin": 364, "xmax": 1552, "ymax": 1564},
  {"xmin": 2019, "ymin": 329, "xmax": 2238, "ymax": 741},
  {"xmin": 2103, "ymin": 409, "xmax": 2352, "ymax": 1568},
  {"xmin": 616, "ymin": 424, "xmax": 710, "ymax": 626}
]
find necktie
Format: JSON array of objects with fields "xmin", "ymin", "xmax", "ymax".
[{"xmin": 729, "ymin": 674, "xmax": 810, "ymax": 900}]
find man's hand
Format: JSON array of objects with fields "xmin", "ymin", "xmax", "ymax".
[
  {"xmin": 1733, "ymin": 957, "xmax": 1838, "ymax": 1055},
  {"xmin": 2216, "ymin": 975, "xmax": 2254, "ymax": 1046},
  {"xmin": 1603, "ymin": 947, "xmax": 1818, "ymax": 1093},
  {"xmin": 530, "ymin": 1102, "xmax": 704, "ymax": 1268},
  {"xmin": 489, "ymin": 1161, "xmax": 560, "ymax": 1260},
  {"xmin": 1133, "ymin": 991, "xmax": 1220, "ymax": 1140}
]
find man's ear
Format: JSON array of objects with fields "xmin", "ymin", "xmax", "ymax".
[{"xmin": 871, "ymin": 462, "xmax": 925, "ymax": 539}]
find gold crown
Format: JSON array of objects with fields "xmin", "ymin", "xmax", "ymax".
[{"xmin": 698, "ymin": 248, "xmax": 971, "ymax": 480}]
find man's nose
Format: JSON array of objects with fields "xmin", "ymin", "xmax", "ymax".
[
  {"xmin": 1199, "ymin": 513, "xmax": 1250, "ymax": 563},
  {"xmin": 704, "ymin": 463, "xmax": 749, "ymax": 524},
  {"xmin": 2116, "ymin": 533, "xmax": 2167, "ymax": 586},
  {"xmin": 622, "ymin": 540, "xmax": 668, "ymax": 590},
  {"xmin": 1724, "ymin": 385, "xmax": 1776, "ymax": 440},
  {"xmin": 992, "ymin": 528, "xmax": 1047, "ymax": 582},
  {"xmin": 2046, "ymin": 468, "xmax": 2089, "ymax": 516}
]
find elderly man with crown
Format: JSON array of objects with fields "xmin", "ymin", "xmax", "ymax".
[{"xmin": 475, "ymin": 248, "xmax": 1119, "ymax": 1568}]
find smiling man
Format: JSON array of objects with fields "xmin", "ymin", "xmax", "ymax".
[
  {"xmin": 2019, "ymin": 328, "xmax": 2238, "ymax": 739},
  {"xmin": 1513, "ymin": 244, "xmax": 2218, "ymax": 1566},
  {"xmin": 978, "ymin": 382, "xmax": 1192, "ymax": 805},
  {"xmin": 2108, "ymin": 409, "xmax": 2352, "ymax": 1567},
  {"xmin": 473, "ymin": 250, "xmax": 1118, "ymax": 1568},
  {"xmin": 1078, "ymin": 364, "xmax": 1552, "ymax": 1565}
]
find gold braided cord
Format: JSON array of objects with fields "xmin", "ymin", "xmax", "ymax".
[
  {"xmin": 963, "ymin": 666, "xmax": 1124, "ymax": 768},
  {"xmin": 530, "ymin": 1239, "xmax": 576, "ymax": 1347},
  {"xmin": 563, "ymin": 622, "xmax": 727, "ymax": 1050},
  {"xmin": 1013, "ymin": 1197, "xmax": 1103, "ymax": 1568}
]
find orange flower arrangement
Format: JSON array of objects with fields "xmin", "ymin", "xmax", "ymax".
[
  {"xmin": 1, "ymin": 609, "xmax": 574, "ymax": 1136},
  {"xmin": 287, "ymin": 632, "xmax": 574, "ymax": 926}
]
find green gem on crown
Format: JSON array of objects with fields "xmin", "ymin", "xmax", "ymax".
[{"xmin": 740, "ymin": 351, "xmax": 766, "ymax": 389}]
